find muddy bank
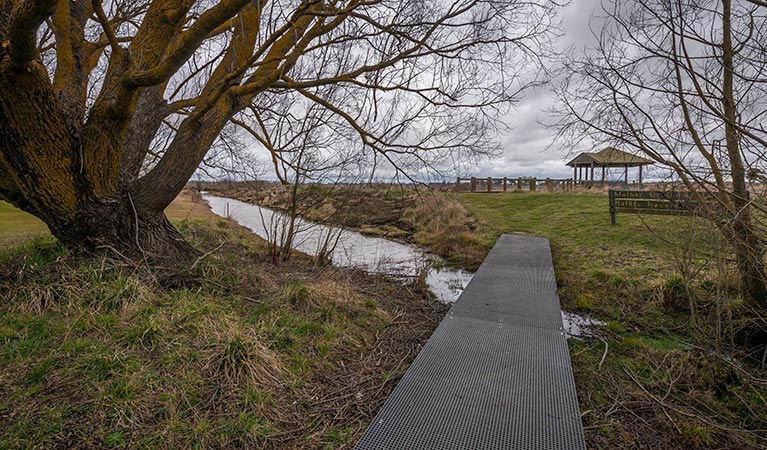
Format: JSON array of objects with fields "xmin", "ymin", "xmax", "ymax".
[{"xmin": 197, "ymin": 182, "xmax": 416, "ymax": 236}]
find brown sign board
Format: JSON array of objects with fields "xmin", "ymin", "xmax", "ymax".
[{"xmin": 607, "ymin": 190, "xmax": 745, "ymax": 224}]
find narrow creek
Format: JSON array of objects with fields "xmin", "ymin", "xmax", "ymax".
[{"xmin": 203, "ymin": 194, "xmax": 601, "ymax": 338}]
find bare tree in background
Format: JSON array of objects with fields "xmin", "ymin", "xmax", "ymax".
[
  {"xmin": 0, "ymin": 0, "xmax": 557, "ymax": 264},
  {"xmin": 255, "ymin": 99, "xmax": 350, "ymax": 262},
  {"xmin": 554, "ymin": 0, "xmax": 767, "ymax": 307}
]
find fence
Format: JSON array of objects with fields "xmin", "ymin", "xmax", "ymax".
[{"xmin": 454, "ymin": 177, "xmax": 577, "ymax": 193}]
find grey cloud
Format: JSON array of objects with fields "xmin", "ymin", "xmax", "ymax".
[{"xmin": 475, "ymin": 0, "xmax": 603, "ymax": 179}]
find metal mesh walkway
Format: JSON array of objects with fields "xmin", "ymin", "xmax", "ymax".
[{"xmin": 354, "ymin": 234, "xmax": 586, "ymax": 450}]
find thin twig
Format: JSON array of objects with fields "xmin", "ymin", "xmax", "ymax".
[
  {"xmin": 598, "ymin": 337, "xmax": 609, "ymax": 371},
  {"xmin": 91, "ymin": 0, "xmax": 123, "ymax": 57},
  {"xmin": 190, "ymin": 240, "xmax": 226, "ymax": 270},
  {"xmin": 624, "ymin": 366, "xmax": 767, "ymax": 439}
]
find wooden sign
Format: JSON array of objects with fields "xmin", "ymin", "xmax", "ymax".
[{"xmin": 608, "ymin": 190, "xmax": 745, "ymax": 224}]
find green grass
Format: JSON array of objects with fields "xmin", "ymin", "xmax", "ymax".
[
  {"xmin": 0, "ymin": 219, "xmax": 442, "ymax": 449},
  {"xmin": 0, "ymin": 201, "xmax": 49, "ymax": 247},
  {"xmin": 452, "ymin": 192, "xmax": 708, "ymax": 317},
  {"xmin": 452, "ymin": 191, "xmax": 767, "ymax": 449},
  {"xmin": 454, "ymin": 192, "xmax": 677, "ymax": 269}
]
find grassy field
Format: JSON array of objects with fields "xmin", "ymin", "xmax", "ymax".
[
  {"xmin": 0, "ymin": 190, "xmax": 215, "ymax": 246},
  {"xmin": 451, "ymin": 192, "xmax": 688, "ymax": 314},
  {"xmin": 0, "ymin": 202, "xmax": 49, "ymax": 247},
  {"xmin": 2, "ymin": 189, "xmax": 765, "ymax": 449},
  {"xmin": 452, "ymin": 192, "xmax": 767, "ymax": 449}
]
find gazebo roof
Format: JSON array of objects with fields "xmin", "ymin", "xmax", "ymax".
[{"xmin": 566, "ymin": 147, "xmax": 654, "ymax": 167}]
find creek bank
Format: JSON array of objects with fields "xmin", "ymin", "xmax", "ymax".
[
  {"xmin": 0, "ymin": 192, "xmax": 447, "ymax": 449},
  {"xmin": 196, "ymin": 182, "xmax": 487, "ymax": 270},
  {"xmin": 204, "ymin": 194, "xmax": 474, "ymax": 304}
]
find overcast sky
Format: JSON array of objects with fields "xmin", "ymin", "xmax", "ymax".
[
  {"xmin": 218, "ymin": 0, "xmax": 631, "ymax": 183},
  {"xmin": 471, "ymin": 0, "xmax": 603, "ymax": 180}
]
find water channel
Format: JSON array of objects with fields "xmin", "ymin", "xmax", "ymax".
[{"xmin": 203, "ymin": 194, "xmax": 601, "ymax": 337}]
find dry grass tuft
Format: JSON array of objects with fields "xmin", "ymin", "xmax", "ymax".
[
  {"xmin": 206, "ymin": 330, "xmax": 282, "ymax": 388},
  {"xmin": 404, "ymin": 194, "xmax": 486, "ymax": 268},
  {"xmin": 280, "ymin": 279, "xmax": 370, "ymax": 314}
]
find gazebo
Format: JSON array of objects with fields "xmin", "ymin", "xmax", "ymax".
[{"xmin": 566, "ymin": 147, "xmax": 654, "ymax": 187}]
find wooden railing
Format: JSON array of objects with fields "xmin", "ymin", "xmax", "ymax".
[{"xmin": 454, "ymin": 177, "xmax": 577, "ymax": 193}]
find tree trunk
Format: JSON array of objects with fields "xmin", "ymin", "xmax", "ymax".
[
  {"xmin": 721, "ymin": 0, "xmax": 767, "ymax": 308},
  {"xmin": 1, "ymin": 59, "xmax": 195, "ymax": 266},
  {"xmin": 1, "ymin": 0, "xmax": 310, "ymax": 269},
  {"xmin": 51, "ymin": 196, "xmax": 199, "ymax": 265},
  {"xmin": 728, "ymin": 221, "xmax": 767, "ymax": 308}
]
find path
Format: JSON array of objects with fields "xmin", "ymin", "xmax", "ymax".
[{"xmin": 354, "ymin": 234, "xmax": 587, "ymax": 450}]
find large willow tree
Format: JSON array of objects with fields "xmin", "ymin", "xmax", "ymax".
[{"xmin": 0, "ymin": 0, "xmax": 556, "ymax": 262}]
